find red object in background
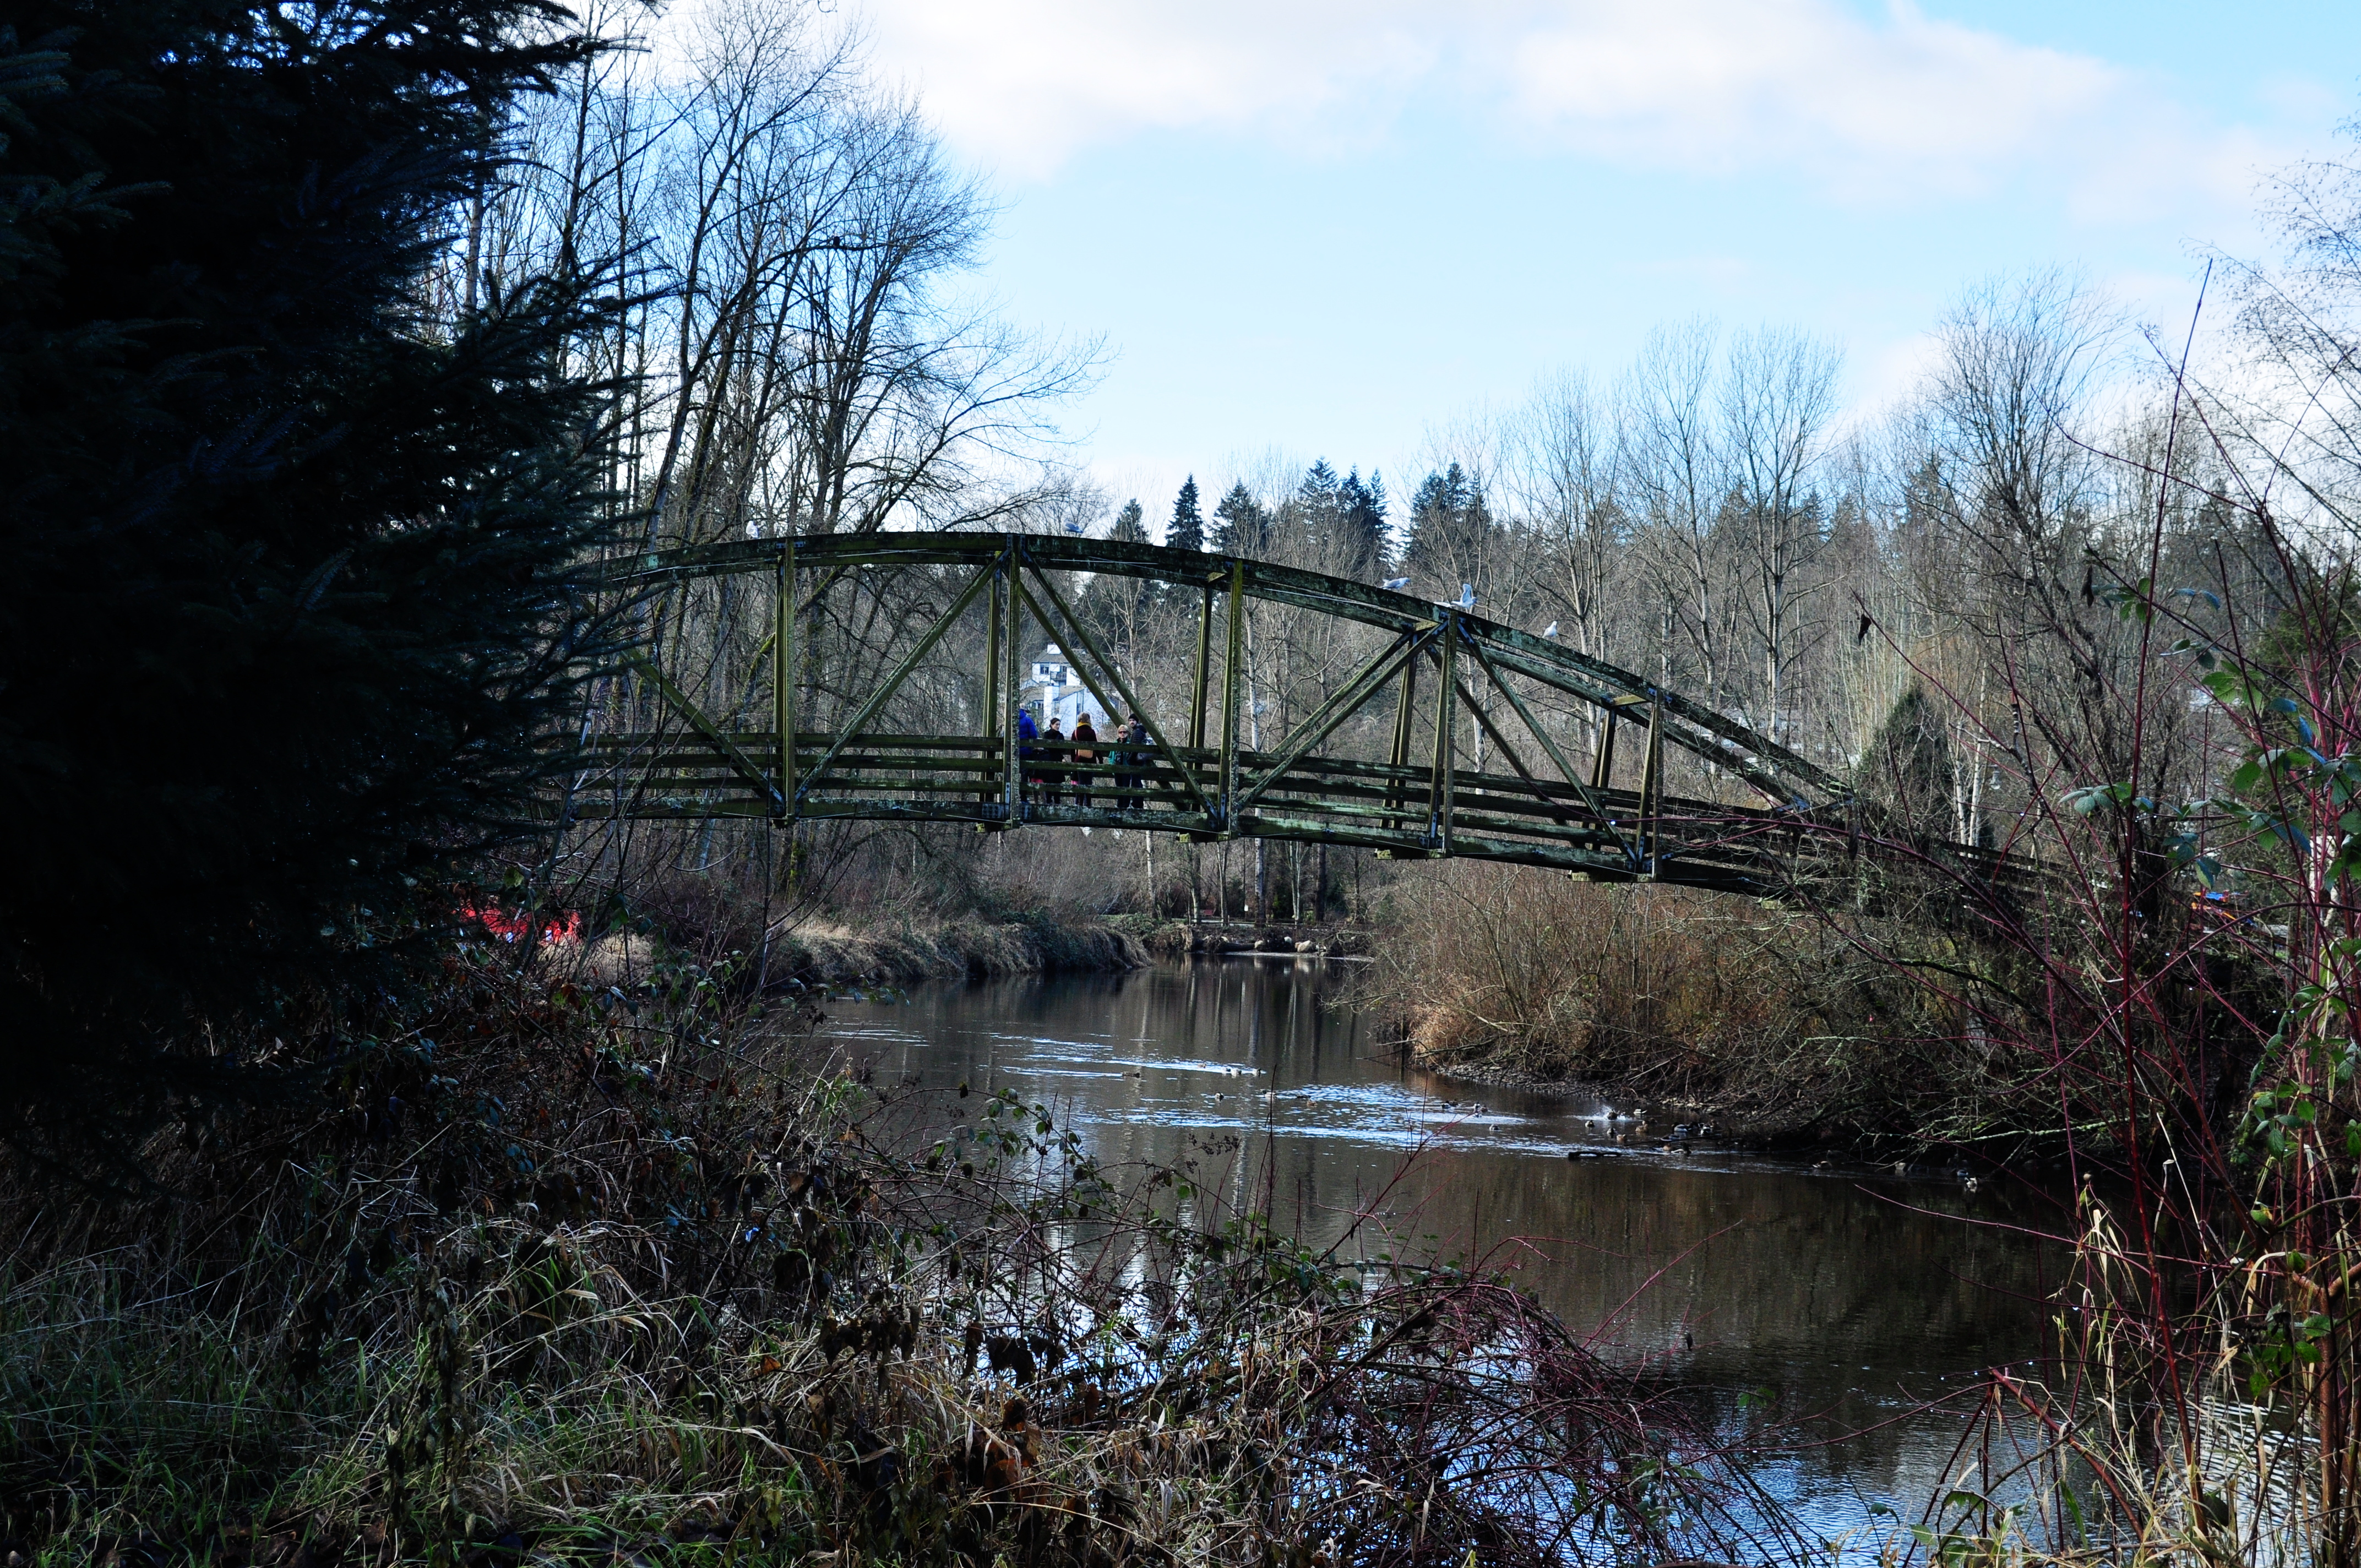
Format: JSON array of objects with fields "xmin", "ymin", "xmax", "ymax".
[{"xmin": 461, "ymin": 903, "xmax": 581, "ymax": 944}]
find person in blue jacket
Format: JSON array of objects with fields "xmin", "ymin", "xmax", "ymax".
[{"xmin": 1016, "ymin": 707, "xmax": 1039, "ymax": 801}]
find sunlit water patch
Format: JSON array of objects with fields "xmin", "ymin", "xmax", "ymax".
[{"xmin": 810, "ymin": 958, "xmax": 2064, "ymax": 1551}]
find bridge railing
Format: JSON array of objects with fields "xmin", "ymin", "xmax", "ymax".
[
  {"xmin": 554, "ymin": 531, "xmax": 2042, "ymax": 897},
  {"xmin": 566, "ymin": 723, "xmax": 1959, "ymax": 891}
]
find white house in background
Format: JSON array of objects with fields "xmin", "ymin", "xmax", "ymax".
[{"xmin": 1021, "ymin": 643, "xmax": 1101, "ymax": 731}]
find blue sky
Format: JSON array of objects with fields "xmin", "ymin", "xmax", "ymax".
[{"xmin": 862, "ymin": 0, "xmax": 2361, "ymax": 523}]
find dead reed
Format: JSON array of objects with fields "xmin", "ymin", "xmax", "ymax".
[{"xmin": 0, "ymin": 929, "xmax": 1799, "ymax": 1566}]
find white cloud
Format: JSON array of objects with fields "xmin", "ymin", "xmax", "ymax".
[
  {"xmin": 861, "ymin": 0, "xmax": 2286, "ymax": 211},
  {"xmin": 861, "ymin": 1, "xmax": 1437, "ymax": 178}
]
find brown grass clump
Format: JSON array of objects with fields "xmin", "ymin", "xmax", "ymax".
[
  {"xmin": 1359, "ymin": 861, "xmax": 1984, "ymax": 1142},
  {"xmin": 0, "ymin": 931, "xmax": 1799, "ymax": 1567}
]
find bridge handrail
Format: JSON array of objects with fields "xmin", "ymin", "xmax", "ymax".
[{"xmin": 597, "ymin": 531, "xmax": 1851, "ymax": 811}]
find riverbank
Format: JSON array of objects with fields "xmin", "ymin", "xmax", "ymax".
[
  {"xmin": 770, "ymin": 908, "xmax": 1148, "ymax": 982},
  {"xmin": 1114, "ymin": 916, "xmax": 1374, "ymax": 960},
  {"xmin": 576, "ymin": 904, "xmax": 1150, "ymax": 991},
  {"xmin": 0, "ymin": 937, "xmax": 1786, "ymax": 1567},
  {"xmin": 1353, "ymin": 862, "xmax": 2011, "ymax": 1155}
]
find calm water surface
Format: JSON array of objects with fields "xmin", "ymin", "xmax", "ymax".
[{"xmin": 814, "ymin": 957, "xmax": 2061, "ymax": 1547}]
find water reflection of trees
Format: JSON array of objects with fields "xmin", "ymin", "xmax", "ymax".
[{"xmin": 831, "ymin": 961, "xmax": 2062, "ymax": 1516}]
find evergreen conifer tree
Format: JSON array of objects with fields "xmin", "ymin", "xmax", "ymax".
[
  {"xmin": 1341, "ymin": 467, "xmax": 1390, "ymax": 574},
  {"xmin": 1211, "ymin": 481, "xmax": 1270, "ymax": 558},
  {"xmin": 1863, "ymin": 685, "xmax": 1962, "ymax": 846},
  {"xmin": 1109, "ymin": 498, "xmax": 1149, "ymax": 544},
  {"xmin": 0, "ymin": 0, "xmax": 618, "ymax": 1176},
  {"xmin": 1402, "ymin": 463, "xmax": 1489, "ymax": 590},
  {"xmin": 1167, "ymin": 476, "xmax": 1205, "ymax": 551}
]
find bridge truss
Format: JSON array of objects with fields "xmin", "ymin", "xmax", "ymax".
[{"xmin": 561, "ymin": 532, "xmax": 1998, "ymax": 895}]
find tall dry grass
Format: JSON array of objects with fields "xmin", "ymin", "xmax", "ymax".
[
  {"xmin": 1361, "ymin": 861, "xmax": 2003, "ymax": 1142},
  {"xmin": 0, "ymin": 930, "xmax": 1801, "ymax": 1566}
]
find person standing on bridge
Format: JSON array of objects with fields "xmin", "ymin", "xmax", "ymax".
[
  {"xmin": 1115, "ymin": 713, "xmax": 1148, "ymax": 809},
  {"xmin": 1070, "ymin": 713, "xmax": 1099, "ymax": 808},
  {"xmin": 1041, "ymin": 716, "xmax": 1067, "ymax": 800},
  {"xmin": 1016, "ymin": 706, "xmax": 1039, "ymax": 803}
]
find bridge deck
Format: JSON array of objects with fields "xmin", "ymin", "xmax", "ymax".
[{"xmin": 557, "ymin": 532, "xmax": 2033, "ymax": 897}]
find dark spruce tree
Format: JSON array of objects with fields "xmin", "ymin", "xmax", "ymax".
[
  {"xmin": 1341, "ymin": 467, "xmax": 1390, "ymax": 575},
  {"xmin": 1210, "ymin": 481, "xmax": 1270, "ymax": 558},
  {"xmin": 0, "ymin": 1, "xmax": 620, "ymax": 1179},
  {"xmin": 1863, "ymin": 685, "xmax": 1964, "ymax": 848},
  {"xmin": 1108, "ymin": 497, "xmax": 1150, "ymax": 544},
  {"xmin": 1166, "ymin": 475, "xmax": 1205, "ymax": 552},
  {"xmin": 1402, "ymin": 462, "xmax": 1490, "ymax": 592}
]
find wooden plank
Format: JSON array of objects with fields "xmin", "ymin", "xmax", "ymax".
[{"xmin": 624, "ymin": 652, "xmax": 781, "ymax": 811}]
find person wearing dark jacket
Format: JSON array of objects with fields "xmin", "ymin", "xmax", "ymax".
[
  {"xmin": 1041, "ymin": 716, "xmax": 1067, "ymax": 797},
  {"xmin": 1070, "ymin": 714, "xmax": 1099, "ymax": 808},
  {"xmin": 1016, "ymin": 707, "xmax": 1040, "ymax": 802},
  {"xmin": 1114, "ymin": 715, "xmax": 1149, "ymax": 808}
]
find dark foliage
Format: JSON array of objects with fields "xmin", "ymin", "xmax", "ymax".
[
  {"xmin": 1106, "ymin": 497, "xmax": 1149, "ymax": 544},
  {"xmin": 0, "ymin": 0, "xmax": 622, "ymax": 1178},
  {"xmin": 1340, "ymin": 464, "xmax": 1388, "ymax": 574},
  {"xmin": 1208, "ymin": 480, "xmax": 1267, "ymax": 557},
  {"xmin": 1401, "ymin": 461, "xmax": 1490, "ymax": 589},
  {"xmin": 1165, "ymin": 474, "xmax": 1203, "ymax": 552}
]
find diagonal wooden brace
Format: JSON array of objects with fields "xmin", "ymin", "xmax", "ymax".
[
  {"xmin": 1232, "ymin": 628, "xmax": 1423, "ymax": 817},
  {"xmin": 796, "ymin": 562, "xmax": 996, "ymax": 805},
  {"xmin": 1020, "ymin": 564, "xmax": 1217, "ymax": 818},
  {"xmin": 626, "ymin": 651, "xmax": 781, "ymax": 812},
  {"xmin": 1462, "ymin": 634, "xmax": 1641, "ymax": 870}
]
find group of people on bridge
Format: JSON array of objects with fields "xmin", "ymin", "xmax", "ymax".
[{"xmin": 1014, "ymin": 708, "xmax": 1152, "ymax": 809}]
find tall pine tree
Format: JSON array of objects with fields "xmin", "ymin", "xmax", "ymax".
[
  {"xmin": 1341, "ymin": 467, "xmax": 1390, "ymax": 575},
  {"xmin": 1166, "ymin": 476, "xmax": 1205, "ymax": 551},
  {"xmin": 1108, "ymin": 497, "xmax": 1150, "ymax": 543},
  {"xmin": 0, "ymin": 0, "xmax": 619, "ymax": 1176},
  {"xmin": 1211, "ymin": 481, "xmax": 1270, "ymax": 557},
  {"xmin": 1402, "ymin": 462, "xmax": 1489, "ymax": 592}
]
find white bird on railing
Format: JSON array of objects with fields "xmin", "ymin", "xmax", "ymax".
[
  {"xmin": 1064, "ymin": 520, "xmax": 1085, "ymax": 535},
  {"xmin": 1541, "ymin": 620, "xmax": 1559, "ymax": 639},
  {"xmin": 1455, "ymin": 584, "xmax": 1476, "ymax": 609},
  {"xmin": 1381, "ymin": 576, "xmax": 1411, "ymax": 592}
]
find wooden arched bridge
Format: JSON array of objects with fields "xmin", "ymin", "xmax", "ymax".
[{"xmin": 562, "ymin": 532, "xmax": 2018, "ymax": 895}]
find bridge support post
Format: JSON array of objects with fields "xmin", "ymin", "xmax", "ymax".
[
  {"xmin": 1591, "ymin": 709, "xmax": 1617, "ymax": 792},
  {"xmin": 1640, "ymin": 695, "xmax": 1664, "ymax": 878},
  {"xmin": 1383, "ymin": 639, "xmax": 1419, "ymax": 838},
  {"xmin": 980, "ymin": 563, "xmax": 1002, "ymax": 826},
  {"xmin": 774, "ymin": 540, "xmax": 795, "ymax": 821},
  {"xmin": 1218, "ymin": 561, "xmax": 1244, "ymax": 832},
  {"xmin": 1429, "ymin": 614, "xmax": 1457, "ymax": 854},
  {"xmin": 1190, "ymin": 581, "xmax": 1213, "ymax": 751},
  {"xmin": 1002, "ymin": 543, "xmax": 1022, "ymax": 823}
]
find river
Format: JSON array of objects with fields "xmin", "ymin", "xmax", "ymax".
[{"xmin": 813, "ymin": 955, "xmax": 2063, "ymax": 1549}]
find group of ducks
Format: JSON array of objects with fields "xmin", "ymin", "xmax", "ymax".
[{"xmin": 1808, "ymin": 1155, "xmax": 1983, "ymax": 1191}]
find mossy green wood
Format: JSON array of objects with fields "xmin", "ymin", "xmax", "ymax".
[{"xmin": 573, "ymin": 531, "xmax": 2042, "ymax": 896}]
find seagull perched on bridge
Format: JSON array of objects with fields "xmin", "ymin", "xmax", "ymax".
[
  {"xmin": 1064, "ymin": 520, "xmax": 1085, "ymax": 535},
  {"xmin": 1381, "ymin": 576, "xmax": 1411, "ymax": 592},
  {"xmin": 1454, "ymin": 584, "xmax": 1476, "ymax": 610},
  {"xmin": 1541, "ymin": 620, "xmax": 1559, "ymax": 639}
]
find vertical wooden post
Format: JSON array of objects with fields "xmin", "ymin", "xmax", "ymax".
[
  {"xmin": 1002, "ymin": 544, "xmax": 1023, "ymax": 821},
  {"xmin": 1640, "ymin": 695, "xmax": 1664, "ymax": 876},
  {"xmin": 1590, "ymin": 707, "xmax": 1618, "ymax": 793},
  {"xmin": 1384, "ymin": 640, "xmax": 1419, "ymax": 834},
  {"xmin": 1218, "ymin": 562, "xmax": 1244, "ymax": 832},
  {"xmin": 1190, "ymin": 580, "xmax": 1214, "ymax": 751},
  {"xmin": 775, "ymin": 540, "xmax": 795, "ymax": 818},
  {"xmin": 980, "ymin": 565, "xmax": 1001, "ymax": 823},
  {"xmin": 1429, "ymin": 614, "xmax": 1457, "ymax": 853}
]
